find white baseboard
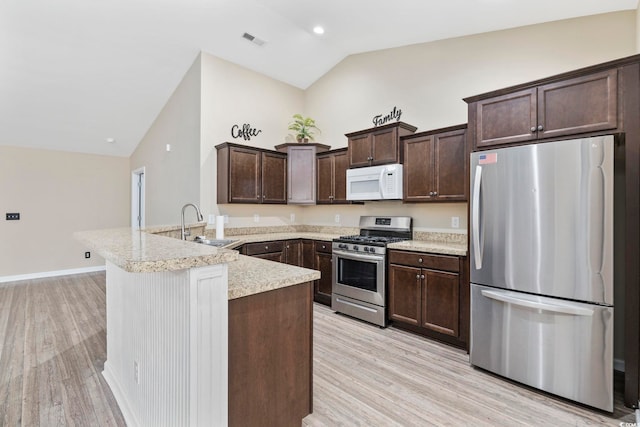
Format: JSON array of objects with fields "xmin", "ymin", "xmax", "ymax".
[
  {"xmin": 614, "ymin": 358, "xmax": 625, "ymax": 372},
  {"xmin": 0, "ymin": 265, "xmax": 106, "ymax": 284}
]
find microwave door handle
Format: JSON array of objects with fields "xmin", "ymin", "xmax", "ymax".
[
  {"xmin": 472, "ymin": 165, "xmax": 483, "ymax": 270},
  {"xmin": 378, "ymin": 168, "xmax": 386, "ymax": 198}
]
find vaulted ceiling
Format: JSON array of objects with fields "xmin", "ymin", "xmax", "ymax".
[{"xmin": 1, "ymin": 0, "xmax": 637, "ymax": 156}]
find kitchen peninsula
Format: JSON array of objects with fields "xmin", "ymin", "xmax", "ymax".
[{"xmin": 74, "ymin": 228, "xmax": 319, "ymax": 427}]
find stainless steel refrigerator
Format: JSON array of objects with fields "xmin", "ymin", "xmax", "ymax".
[{"xmin": 470, "ymin": 135, "xmax": 615, "ymax": 412}]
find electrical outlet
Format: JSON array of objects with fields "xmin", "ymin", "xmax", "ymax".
[
  {"xmin": 290, "ymin": 213, "xmax": 295, "ymax": 223},
  {"xmin": 224, "ymin": 215, "xmax": 229, "ymax": 224},
  {"xmin": 208, "ymin": 214, "xmax": 215, "ymax": 224},
  {"xmin": 253, "ymin": 214, "xmax": 259, "ymax": 223},
  {"xmin": 134, "ymin": 361, "xmax": 140, "ymax": 384},
  {"xmin": 335, "ymin": 214, "xmax": 340, "ymax": 223},
  {"xmin": 85, "ymin": 252, "xmax": 91, "ymax": 259},
  {"xmin": 451, "ymin": 216, "xmax": 460, "ymax": 228},
  {"xmin": 6, "ymin": 213, "xmax": 20, "ymax": 220}
]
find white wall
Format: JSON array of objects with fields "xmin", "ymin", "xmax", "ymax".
[
  {"xmin": 0, "ymin": 146, "xmax": 129, "ymax": 278},
  {"xmin": 130, "ymin": 56, "xmax": 203, "ymax": 226}
]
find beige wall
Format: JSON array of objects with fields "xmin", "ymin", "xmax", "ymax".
[
  {"xmin": 199, "ymin": 52, "xmax": 305, "ymax": 224},
  {"xmin": 130, "ymin": 55, "xmax": 202, "ymax": 226},
  {"xmin": 0, "ymin": 146, "xmax": 129, "ymax": 277},
  {"xmin": 135, "ymin": 10, "xmax": 637, "ymax": 232},
  {"xmin": 299, "ymin": 11, "xmax": 636, "ymax": 231}
]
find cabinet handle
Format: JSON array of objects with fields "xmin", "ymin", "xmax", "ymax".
[
  {"xmin": 530, "ymin": 126, "xmax": 536, "ymax": 132},
  {"xmin": 263, "ymin": 194, "xmax": 266, "ymax": 198},
  {"xmin": 537, "ymin": 124, "xmax": 544, "ymax": 131},
  {"xmin": 265, "ymin": 246, "xmax": 269, "ymax": 250},
  {"xmin": 421, "ymin": 274, "xmax": 425, "ymax": 279},
  {"xmin": 256, "ymin": 195, "xmax": 260, "ymax": 199},
  {"xmin": 418, "ymin": 258, "xmax": 423, "ymax": 263},
  {"xmin": 433, "ymin": 191, "xmax": 438, "ymax": 196},
  {"xmin": 322, "ymin": 245, "xmax": 326, "ymax": 249},
  {"xmin": 416, "ymin": 274, "xmax": 420, "ymax": 279}
]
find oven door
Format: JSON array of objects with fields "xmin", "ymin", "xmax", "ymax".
[{"xmin": 332, "ymin": 249, "xmax": 385, "ymax": 306}]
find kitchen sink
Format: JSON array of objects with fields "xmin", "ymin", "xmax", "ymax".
[{"xmin": 193, "ymin": 236, "xmax": 237, "ymax": 248}]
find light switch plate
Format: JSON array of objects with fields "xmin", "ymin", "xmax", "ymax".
[
  {"xmin": 451, "ymin": 216, "xmax": 460, "ymax": 228},
  {"xmin": 254, "ymin": 214, "xmax": 259, "ymax": 223}
]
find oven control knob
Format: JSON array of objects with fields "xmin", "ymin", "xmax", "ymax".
[
  {"xmin": 353, "ymin": 245, "xmax": 359, "ymax": 251},
  {"xmin": 363, "ymin": 247, "xmax": 370, "ymax": 252},
  {"xmin": 339, "ymin": 244, "xmax": 347, "ymax": 249}
]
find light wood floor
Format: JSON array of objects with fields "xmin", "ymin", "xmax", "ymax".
[{"xmin": 0, "ymin": 272, "xmax": 635, "ymax": 426}]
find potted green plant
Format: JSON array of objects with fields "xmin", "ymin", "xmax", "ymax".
[{"xmin": 288, "ymin": 114, "xmax": 320, "ymax": 142}]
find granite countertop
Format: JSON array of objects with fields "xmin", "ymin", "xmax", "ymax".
[
  {"xmin": 74, "ymin": 228, "xmax": 239, "ymax": 273},
  {"xmin": 218, "ymin": 231, "xmax": 468, "ymax": 256},
  {"xmin": 219, "ymin": 232, "xmax": 341, "ymax": 248},
  {"xmin": 387, "ymin": 240, "xmax": 468, "ymax": 256},
  {"xmin": 227, "ymin": 255, "xmax": 320, "ymax": 299}
]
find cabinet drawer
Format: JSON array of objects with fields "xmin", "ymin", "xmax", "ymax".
[
  {"xmin": 245, "ymin": 241, "xmax": 284, "ymax": 256},
  {"xmin": 314, "ymin": 241, "xmax": 332, "ymax": 254},
  {"xmin": 388, "ymin": 250, "xmax": 459, "ymax": 272}
]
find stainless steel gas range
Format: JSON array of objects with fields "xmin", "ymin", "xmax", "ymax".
[{"xmin": 332, "ymin": 216, "xmax": 412, "ymax": 327}]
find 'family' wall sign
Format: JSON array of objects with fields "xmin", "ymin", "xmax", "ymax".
[{"xmin": 373, "ymin": 107, "xmax": 402, "ymax": 126}]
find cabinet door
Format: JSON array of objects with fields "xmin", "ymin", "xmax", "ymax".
[
  {"xmin": 475, "ymin": 88, "xmax": 537, "ymax": 148},
  {"xmin": 229, "ymin": 147, "xmax": 261, "ymax": 203},
  {"xmin": 403, "ymin": 135, "xmax": 434, "ymax": 202},
  {"xmin": 538, "ymin": 70, "xmax": 617, "ymax": 139},
  {"xmin": 332, "ymin": 150, "xmax": 349, "ymax": 203},
  {"xmin": 388, "ymin": 264, "xmax": 422, "ymax": 326},
  {"xmin": 288, "ymin": 146, "xmax": 316, "ymax": 204},
  {"xmin": 371, "ymin": 127, "xmax": 399, "ymax": 165},
  {"xmin": 348, "ymin": 134, "xmax": 372, "ymax": 168},
  {"xmin": 284, "ymin": 240, "xmax": 302, "ymax": 266},
  {"xmin": 301, "ymin": 240, "xmax": 315, "ymax": 269},
  {"xmin": 433, "ymin": 129, "xmax": 466, "ymax": 201},
  {"xmin": 253, "ymin": 251, "xmax": 285, "ymax": 263},
  {"xmin": 314, "ymin": 251, "xmax": 333, "ymax": 306},
  {"xmin": 422, "ymin": 270, "xmax": 459, "ymax": 337},
  {"xmin": 316, "ymin": 154, "xmax": 334, "ymax": 204},
  {"xmin": 261, "ymin": 152, "xmax": 287, "ymax": 204}
]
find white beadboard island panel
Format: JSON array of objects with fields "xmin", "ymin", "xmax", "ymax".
[{"xmin": 103, "ymin": 261, "xmax": 228, "ymax": 427}]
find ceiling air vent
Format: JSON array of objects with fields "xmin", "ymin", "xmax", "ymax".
[{"xmin": 242, "ymin": 32, "xmax": 266, "ymax": 47}]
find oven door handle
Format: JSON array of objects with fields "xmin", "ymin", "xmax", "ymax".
[{"xmin": 333, "ymin": 250, "xmax": 384, "ymax": 262}]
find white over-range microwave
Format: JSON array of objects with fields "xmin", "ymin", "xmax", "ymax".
[{"xmin": 346, "ymin": 164, "xmax": 403, "ymax": 201}]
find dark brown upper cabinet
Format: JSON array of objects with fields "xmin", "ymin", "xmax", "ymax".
[
  {"xmin": 345, "ymin": 122, "xmax": 417, "ymax": 168},
  {"xmin": 402, "ymin": 125, "xmax": 467, "ymax": 202},
  {"xmin": 216, "ymin": 142, "xmax": 287, "ymax": 204},
  {"xmin": 316, "ymin": 148, "xmax": 349, "ymax": 204},
  {"xmin": 469, "ymin": 69, "xmax": 618, "ymax": 149}
]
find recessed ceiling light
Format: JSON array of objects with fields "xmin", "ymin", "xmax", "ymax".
[
  {"xmin": 106, "ymin": 138, "xmax": 115, "ymax": 143},
  {"xmin": 313, "ymin": 26, "xmax": 325, "ymax": 35}
]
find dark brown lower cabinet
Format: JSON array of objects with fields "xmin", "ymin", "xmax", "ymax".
[
  {"xmin": 241, "ymin": 238, "xmax": 333, "ymax": 305},
  {"xmin": 313, "ymin": 241, "xmax": 333, "ymax": 306},
  {"xmin": 283, "ymin": 239, "xmax": 302, "ymax": 266},
  {"xmin": 388, "ymin": 249, "xmax": 465, "ymax": 348},
  {"xmin": 242, "ymin": 241, "xmax": 285, "ymax": 263},
  {"xmin": 229, "ymin": 282, "xmax": 313, "ymax": 427}
]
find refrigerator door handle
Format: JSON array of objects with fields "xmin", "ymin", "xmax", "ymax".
[
  {"xmin": 480, "ymin": 290, "xmax": 594, "ymax": 316},
  {"xmin": 472, "ymin": 165, "xmax": 483, "ymax": 270}
]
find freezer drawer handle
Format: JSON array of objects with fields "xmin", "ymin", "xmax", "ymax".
[
  {"xmin": 472, "ymin": 165, "xmax": 483, "ymax": 270},
  {"xmin": 480, "ymin": 290, "xmax": 594, "ymax": 316}
]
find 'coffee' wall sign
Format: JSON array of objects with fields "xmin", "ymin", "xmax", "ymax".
[
  {"xmin": 231, "ymin": 124, "xmax": 262, "ymax": 141},
  {"xmin": 373, "ymin": 107, "xmax": 402, "ymax": 126}
]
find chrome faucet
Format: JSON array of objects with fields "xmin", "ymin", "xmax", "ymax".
[{"xmin": 181, "ymin": 203, "xmax": 203, "ymax": 240}]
